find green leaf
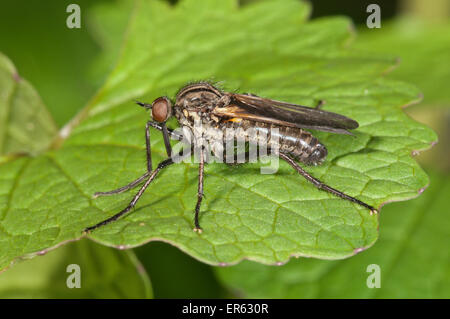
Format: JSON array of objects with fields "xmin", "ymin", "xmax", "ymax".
[
  {"xmin": 0, "ymin": 239, "xmax": 152, "ymax": 298},
  {"xmin": 0, "ymin": 52, "xmax": 57, "ymax": 156},
  {"xmin": 86, "ymin": 0, "xmax": 134, "ymax": 84},
  {"xmin": 354, "ymin": 18, "xmax": 450, "ymax": 107},
  {"xmin": 214, "ymin": 170, "xmax": 450, "ymax": 298},
  {"xmin": 0, "ymin": 0, "xmax": 436, "ymax": 270}
]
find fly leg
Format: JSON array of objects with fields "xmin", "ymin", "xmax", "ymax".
[
  {"xmin": 160, "ymin": 122, "xmax": 172, "ymax": 158},
  {"xmin": 93, "ymin": 121, "xmax": 185, "ymax": 198},
  {"xmin": 87, "ymin": 118, "xmax": 189, "ymax": 232},
  {"xmin": 140, "ymin": 122, "xmax": 207, "ymax": 233},
  {"xmin": 85, "ymin": 149, "xmax": 192, "ymax": 233},
  {"xmin": 93, "ymin": 171, "xmax": 151, "ymax": 198},
  {"xmin": 93, "ymin": 121, "xmax": 164, "ymax": 198},
  {"xmin": 279, "ymin": 152, "xmax": 378, "ymax": 214},
  {"xmin": 85, "ymin": 157, "xmax": 176, "ymax": 233},
  {"xmin": 193, "ymin": 146, "xmax": 205, "ymax": 233},
  {"xmin": 93, "ymin": 121, "xmax": 156, "ymax": 198}
]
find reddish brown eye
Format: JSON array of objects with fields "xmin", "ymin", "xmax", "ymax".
[{"xmin": 151, "ymin": 97, "xmax": 172, "ymax": 122}]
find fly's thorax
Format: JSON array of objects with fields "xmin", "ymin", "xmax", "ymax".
[{"xmin": 174, "ymin": 82, "xmax": 226, "ymax": 129}]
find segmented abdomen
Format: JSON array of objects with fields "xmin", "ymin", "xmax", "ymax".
[{"xmin": 221, "ymin": 120, "xmax": 328, "ymax": 165}]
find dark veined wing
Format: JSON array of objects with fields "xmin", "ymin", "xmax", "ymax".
[{"xmin": 212, "ymin": 93, "xmax": 359, "ymax": 134}]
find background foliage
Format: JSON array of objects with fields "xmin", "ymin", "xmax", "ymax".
[{"xmin": 0, "ymin": 0, "xmax": 447, "ymax": 298}]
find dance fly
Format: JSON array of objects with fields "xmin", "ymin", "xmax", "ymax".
[{"xmin": 84, "ymin": 82, "xmax": 377, "ymax": 233}]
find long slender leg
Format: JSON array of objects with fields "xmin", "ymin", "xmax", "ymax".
[
  {"xmin": 193, "ymin": 147, "xmax": 205, "ymax": 233},
  {"xmin": 85, "ymin": 157, "xmax": 175, "ymax": 233},
  {"xmin": 279, "ymin": 152, "xmax": 378, "ymax": 214},
  {"xmin": 93, "ymin": 121, "xmax": 154, "ymax": 198},
  {"xmin": 161, "ymin": 122, "xmax": 172, "ymax": 157},
  {"xmin": 93, "ymin": 171, "xmax": 150, "ymax": 198},
  {"xmin": 145, "ymin": 121, "xmax": 153, "ymax": 172}
]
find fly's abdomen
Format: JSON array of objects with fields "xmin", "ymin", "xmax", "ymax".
[
  {"xmin": 275, "ymin": 125, "xmax": 327, "ymax": 165},
  {"xmin": 223, "ymin": 120, "xmax": 328, "ymax": 165}
]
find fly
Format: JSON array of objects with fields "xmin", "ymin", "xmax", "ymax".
[{"xmin": 84, "ymin": 82, "xmax": 377, "ymax": 234}]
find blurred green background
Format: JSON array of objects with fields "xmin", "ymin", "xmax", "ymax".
[{"xmin": 0, "ymin": 0, "xmax": 448, "ymax": 298}]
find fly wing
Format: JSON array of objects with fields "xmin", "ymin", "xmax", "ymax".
[{"xmin": 212, "ymin": 93, "xmax": 359, "ymax": 135}]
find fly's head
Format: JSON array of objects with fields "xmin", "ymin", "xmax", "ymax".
[{"xmin": 136, "ymin": 96, "xmax": 172, "ymax": 123}]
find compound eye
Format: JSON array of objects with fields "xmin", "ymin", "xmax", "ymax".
[{"xmin": 151, "ymin": 97, "xmax": 172, "ymax": 122}]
